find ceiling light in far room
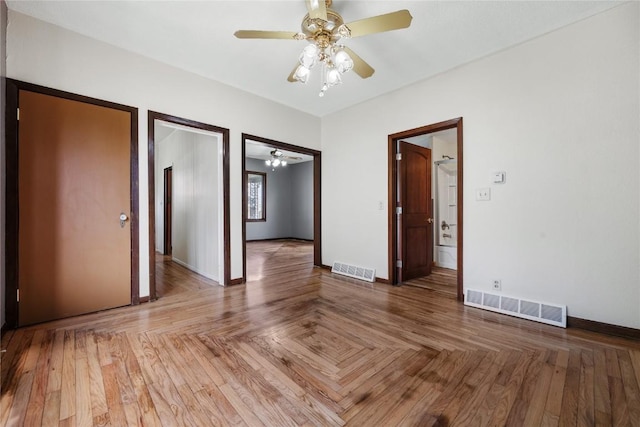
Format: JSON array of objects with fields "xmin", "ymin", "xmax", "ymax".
[{"xmin": 265, "ymin": 149, "xmax": 289, "ymax": 170}]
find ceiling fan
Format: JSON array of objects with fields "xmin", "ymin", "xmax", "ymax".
[
  {"xmin": 234, "ymin": 0, "xmax": 412, "ymax": 96},
  {"xmin": 266, "ymin": 149, "xmax": 301, "ymax": 168}
]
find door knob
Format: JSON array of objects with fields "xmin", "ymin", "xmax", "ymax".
[
  {"xmin": 427, "ymin": 218, "xmax": 434, "ymax": 224},
  {"xmin": 120, "ymin": 212, "xmax": 129, "ymax": 228}
]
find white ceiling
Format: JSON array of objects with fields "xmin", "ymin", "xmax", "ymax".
[{"xmin": 6, "ymin": 1, "xmax": 622, "ymax": 117}]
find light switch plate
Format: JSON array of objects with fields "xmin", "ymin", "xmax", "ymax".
[{"xmin": 493, "ymin": 171, "xmax": 506, "ymax": 184}]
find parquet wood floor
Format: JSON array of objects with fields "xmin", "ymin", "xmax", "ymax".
[
  {"xmin": 404, "ymin": 266, "xmax": 458, "ymax": 298},
  {"xmin": 2, "ymin": 240, "xmax": 640, "ymax": 426},
  {"xmin": 155, "ymin": 254, "xmax": 218, "ymax": 298}
]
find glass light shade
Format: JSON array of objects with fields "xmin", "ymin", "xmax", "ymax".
[
  {"xmin": 299, "ymin": 44, "xmax": 318, "ymax": 68},
  {"xmin": 265, "ymin": 160, "xmax": 271, "ymax": 166},
  {"xmin": 326, "ymin": 68, "xmax": 342, "ymax": 87},
  {"xmin": 293, "ymin": 65, "xmax": 310, "ymax": 83},
  {"xmin": 281, "ymin": 160, "xmax": 287, "ymax": 166},
  {"xmin": 334, "ymin": 50, "xmax": 353, "ymax": 74},
  {"xmin": 272, "ymin": 158, "xmax": 281, "ymax": 167}
]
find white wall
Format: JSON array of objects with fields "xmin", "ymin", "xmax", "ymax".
[
  {"xmin": 4, "ymin": 4, "xmax": 639, "ymax": 330},
  {"xmin": 155, "ymin": 129, "xmax": 221, "ymax": 281},
  {"xmin": 432, "ymin": 134, "xmax": 457, "ymax": 249},
  {"xmin": 5, "ymin": 11, "xmax": 321, "ymax": 293},
  {"xmin": 432, "ymin": 135, "xmax": 456, "ymax": 163},
  {"xmin": 321, "ymin": 3, "xmax": 640, "ymax": 328},
  {"xmin": 0, "ymin": 0, "xmax": 7, "ymax": 329}
]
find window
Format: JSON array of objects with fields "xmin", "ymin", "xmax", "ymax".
[{"xmin": 246, "ymin": 171, "xmax": 266, "ymax": 221}]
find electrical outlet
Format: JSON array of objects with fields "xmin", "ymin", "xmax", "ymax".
[
  {"xmin": 476, "ymin": 188, "xmax": 491, "ymax": 201},
  {"xmin": 492, "ymin": 279, "xmax": 502, "ymax": 291}
]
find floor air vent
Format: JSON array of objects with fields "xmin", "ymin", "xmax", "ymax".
[
  {"xmin": 465, "ymin": 289, "xmax": 566, "ymax": 328},
  {"xmin": 331, "ymin": 262, "xmax": 376, "ymax": 282}
]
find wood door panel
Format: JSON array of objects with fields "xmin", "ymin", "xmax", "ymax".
[
  {"xmin": 405, "ymin": 226, "xmax": 429, "ymax": 268},
  {"xmin": 18, "ymin": 90, "xmax": 131, "ymax": 325},
  {"xmin": 405, "ymin": 157, "xmax": 430, "ymax": 212},
  {"xmin": 404, "ymin": 220, "xmax": 432, "ymax": 278},
  {"xmin": 400, "ymin": 142, "xmax": 433, "ymax": 281}
]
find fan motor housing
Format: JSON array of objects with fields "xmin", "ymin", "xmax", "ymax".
[{"xmin": 301, "ymin": 9, "xmax": 344, "ymax": 40}]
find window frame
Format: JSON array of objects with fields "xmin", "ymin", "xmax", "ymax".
[{"xmin": 246, "ymin": 171, "xmax": 267, "ymax": 222}]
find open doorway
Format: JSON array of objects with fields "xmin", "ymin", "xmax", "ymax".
[
  {"xmin": 148, "ymin": 112, "xmax": 230, "ymax": 301},
  {"xmin": 163, "ymin": 166, "xmax": 173, "ymax": 256},
  {"xmin": 241, "ymin": 134, "xmax": 321, "ymax": 282},
  {"xmin": 388, "ymin": 118, "xmax": 463, "ymax": 300}
]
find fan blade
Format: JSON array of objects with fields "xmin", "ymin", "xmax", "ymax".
[
  {"xmin": 306, "ymin": 0, "xmax": 328, "ymax": 21},
  {"xmin": 342, "ymin": 10, "xmax": 412, "ymax": 38},
  {"xmin": 343, "ymin": 46, "xmax": 375, "ymax": 79},
  {"xmin": 234, "ymin": 30, "xmax": 299, "ymax": 40}
]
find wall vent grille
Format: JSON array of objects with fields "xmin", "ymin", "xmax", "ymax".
[
  {"xmin": 331, "ymin": 262, "xmax": 376, "ymax": 282},
  {"xmin": 465, "ymin": 289, "xmax": 566, "ymax": 328},
  {"xmin": 484, "ymin": 293, "xmax": 500, "ymax": 309},
  {"xmin": 467, "ymin": 289, "xmax": 483, "ymax": 305},
  {"xmin": 500, "ymin": 296, "xmax": 519, "ymax": 313}
]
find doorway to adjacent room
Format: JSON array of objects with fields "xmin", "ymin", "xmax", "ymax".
[
  {"xmin": 388, "ymin": 118, "xmax": 464, "ymax": 300},
  {"xmin": 148, "ymin": 111, "xmax": 230, "ymax": 300},
  {"xmin": 241, "ymin": 134, "xmax": 321, "ymax": 283}
]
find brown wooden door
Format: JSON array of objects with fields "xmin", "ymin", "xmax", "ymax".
[
  {"xmin": 399, "ymin": 141, "xmax": 433, "ymax": 282},
  {"xmin": 18, "ymin": 90, "xmax": 132, "ymax": 326},
  {"xmin": 164, "ymin": 166, "xmax": 173, "ymax": 255}
]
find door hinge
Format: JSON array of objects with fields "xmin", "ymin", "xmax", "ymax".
[
  {"xmin": 16, "ymin": 289, "xmax": 19, "ymax": 302},
  {"xmin": 17, "ymin": 108, "xmax": 20, "ymax": 121},
  {"xmin": 396, "ymin": 206, "xmax": 402, "ymax": 215},
  {"xmin": 396, "ymin": 260, "xmax": 402, "ymax": 268},
  {"xmin": 396, "ymin": 153, "xmax": 402, "ymax": 161}
]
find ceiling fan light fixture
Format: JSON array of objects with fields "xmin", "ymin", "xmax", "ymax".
[
  {"xmin": 326, "ymin": 67, "xmax": 342, "ymax": 87},
  {"xmin": 337, "ymin": 24, "xmax": 351, "ymax": 39},
  {"xmin": 334, "ymin": 49, "xmax": 353, "ymax": 74},
  {"xmin": 299, "ymin": 43, "xmax": 319, "ymax": 67},
  {"xmin": 234, "ymin": 2, "xmax": 413, "ymax": 96},
  {"xmin": 293, "ymin": 65, "xmax": 311, "ymax": 83},
  {"xmin": 265, "ymin": 149, "xmax": 293, "ymax": 169}
]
